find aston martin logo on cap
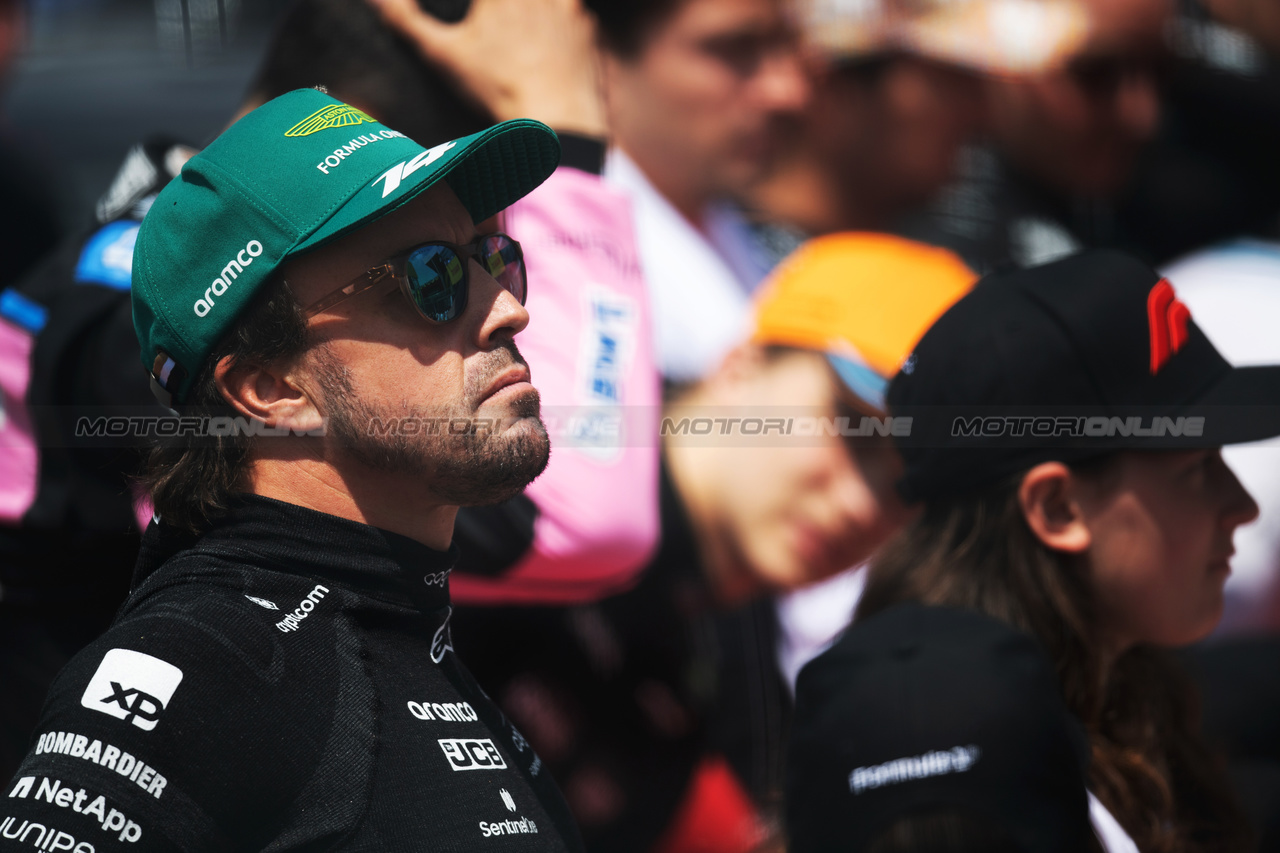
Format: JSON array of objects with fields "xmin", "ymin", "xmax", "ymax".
[{"xmin": 285, "ymin": 104, "xmax": 377, "ymax": 138}]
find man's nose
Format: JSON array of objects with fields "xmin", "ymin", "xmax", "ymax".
[
  {"xmin": 472, "ymin": 260, "xmax": 530, "ymax": 348},
  {"xmin": 754, "ymin": 45, "xmax": 812, "ymax": 114}
]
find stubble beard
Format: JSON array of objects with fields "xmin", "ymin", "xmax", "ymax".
[{"xmin": 313, "ymin": 343, "xmax": 551, "ymax": 506}]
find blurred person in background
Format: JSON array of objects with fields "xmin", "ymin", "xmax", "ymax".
[
  {"xmin": 1118, "ymin": 0, "xmax": 1280, "ymax": 264},
  {"xmin": 746, "ymin": 0, "xmax": 1088, "ymax": 686},
  {"xmin": 450, "ymin": 235, "xmax": 974, "ymax": 853},
  {"xmin": 0, "ymin": 0, "xmax": 662, "ymax": 780},
  {"xmin": 0, "ymin": 0, "xmax": 61, "ymax": 290},
  {"xmin": 753, "ymin": 0, "xmax": 1088, "ymax": 237},
  {"xmin": 584, "ymin": 0, "xmax": 810, "ymax": 386},
  {"xmin": 863, "ymin": 250, "xmax": 1274, "ymax": 851},
  {"xmin": 898, "ymin": 0, "xmax": 1172, "ymax": 273}
]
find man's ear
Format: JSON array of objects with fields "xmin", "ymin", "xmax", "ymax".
[
  {"xmin": 213, "ymin": 354, "xmax": 324, "ymax": 434},
  {"xmin": 1018, "ymin": 462, "xmax": 1092, "ymax": 553}
]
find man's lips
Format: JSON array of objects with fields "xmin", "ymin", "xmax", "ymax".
[{"xmin": 480, "ymin": 366, "xmax": 532, "ymax": 403}]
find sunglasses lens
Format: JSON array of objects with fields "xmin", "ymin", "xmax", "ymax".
[
  {"xmin": 405, "ymin": 244, "xmax": 467, "ymax": 323},
  {"xmin": 482, "ymin": 235, "xmax": 526, "ymax": 305}
]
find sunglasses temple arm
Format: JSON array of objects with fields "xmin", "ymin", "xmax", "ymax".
[{"xmin": 301, "ymin": 265, "xmax": 396, "ymax": 318}]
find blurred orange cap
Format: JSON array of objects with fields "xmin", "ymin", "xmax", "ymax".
[{"xmin": 752, "ymin": 233, "xmax": 976, "ymax": 406}]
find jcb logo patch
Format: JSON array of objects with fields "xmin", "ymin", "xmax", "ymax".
[
  {"xmin": 438, "ymin": 738, "xmax": 507, "ymax": 771},
  {"xmin": 81, "ymin": 649, "xmax": 183, "ymax": 731},
  {"xmin": 285, "ymin": 104, "xmax": 376, "ymax": 137}
]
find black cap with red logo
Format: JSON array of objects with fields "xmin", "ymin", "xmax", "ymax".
[{"xmin": 888, "ymin": 250, "xmax": 1280, "ymax": 502}]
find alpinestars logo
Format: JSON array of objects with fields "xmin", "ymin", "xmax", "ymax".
[
  {"xmin": 284, "ymin": 104, "xmax": 376, "ymax": 137},
  {"xmin": 373, "ymin": 142, "xmax": 456, "ymax": 198},
  {"xmin": 81, "ymin": 650, "xmax": 183, "ymax": 732},
  {"xmin": 431, "ymin": 607, "xmax": 454, "ymax": 664},
  {"xmin": 244, "ymin": 596, "xmax": 278, "ymax": 610}
]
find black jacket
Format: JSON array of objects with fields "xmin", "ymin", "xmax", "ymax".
[{"xmin": 2, "ymin": 495, "xmax": 583, "ymax": 852}]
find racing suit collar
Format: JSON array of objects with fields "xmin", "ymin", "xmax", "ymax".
[{"xmin": 133, "ymin": 493, "xmax": 458, "ymax": 612}]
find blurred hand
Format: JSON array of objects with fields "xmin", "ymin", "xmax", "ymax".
[{"xmin": 366, "ymin": 0, "xmax": 607, "ymax": 137}]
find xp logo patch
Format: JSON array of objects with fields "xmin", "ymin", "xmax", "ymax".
[
  {"xmin": 284, "ymin": 104, "xmax": 376, "ymax": 137},
  {"xmin": 81, "ymin": 649, "xmax": 184, "ymax": 731}
]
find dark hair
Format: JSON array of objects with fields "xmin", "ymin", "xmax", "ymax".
[
  {"xmin": 583, "ymin": 0, "xmax": 687, "ymax": 58},
  {"xmin": 249, "ymin": 0, "xmax": 491, "ymax": 147},
  {"xmin": 858, "ymin": 466, "xmax": 1251, "ymax": 853},
  {"xmin": 831, "ymin": 52, "xmax": 901, "ymax": 83},
  {"xmin": 142, "ymin": 280, "xmax": 309, "ymax": 533}
]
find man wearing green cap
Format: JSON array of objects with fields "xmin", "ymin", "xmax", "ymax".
[{"xmin": 0, "ymin": 88, "xmax": 583, "ymax": 852}]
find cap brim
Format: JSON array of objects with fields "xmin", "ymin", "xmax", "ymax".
[
  {"xmin": 828, "ymin": 354, "xmax": 889, "ymax": 413},
  {"xmin": 1192, "ymin": 365, "xmax": 1280, "ymax": 446},
  {"xmin": 294, "ymin": 119, "xmax": 560, "ymax": 254}
]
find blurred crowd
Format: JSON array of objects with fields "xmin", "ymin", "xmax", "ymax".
[{"xmin": 2, "ymin": 0, "xmax": 1280, "ymax": 851}]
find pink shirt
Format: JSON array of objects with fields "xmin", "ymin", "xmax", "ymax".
[{"xmin": 450, "ymin": 166, "xmax": 662, "ymax": 604}]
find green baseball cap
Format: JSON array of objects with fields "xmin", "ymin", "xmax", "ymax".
[{"xmin": 132, "ymin": 87, "xmax": 561, "ymax": 406}]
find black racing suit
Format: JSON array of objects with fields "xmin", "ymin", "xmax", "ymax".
[{"xmin": 1, "ymin": 495, "xmax": 584, "ymax": 852}]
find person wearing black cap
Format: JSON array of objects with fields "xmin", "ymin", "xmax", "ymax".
[{"xmin": 795, "ymin": 249, "xmax": 1276, "ymax": 852}]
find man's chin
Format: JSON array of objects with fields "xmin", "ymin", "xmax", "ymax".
[
  {"xmin": 476, "ymin": 384, "xmax": 541, "ymax": 421},
  {"xmin": 446, "ymin": 414, "xmax": 550, "ymax": 507}
]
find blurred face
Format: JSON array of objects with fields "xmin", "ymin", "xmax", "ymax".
[
  {"xmin": 822, "ymin": 56, "xmax": 983, "ymax": 218},
  {"xmin": 283, "ymin": 183, "xmax": 550, "ymax": 506},
  {"xmin": 985, "ymin": 0, "xmax": 1170, "ymax": 196},
  {"xmin": 685, "ymin": 350, "xmax": 912, "ymax": 594},
  {"xmin": 603, "ymin": 0, "xmax": 809, "ymax": 211},
  {"xmin": 1075, "ymin": 450, "xmax": 1258, "ymax": 648}
]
